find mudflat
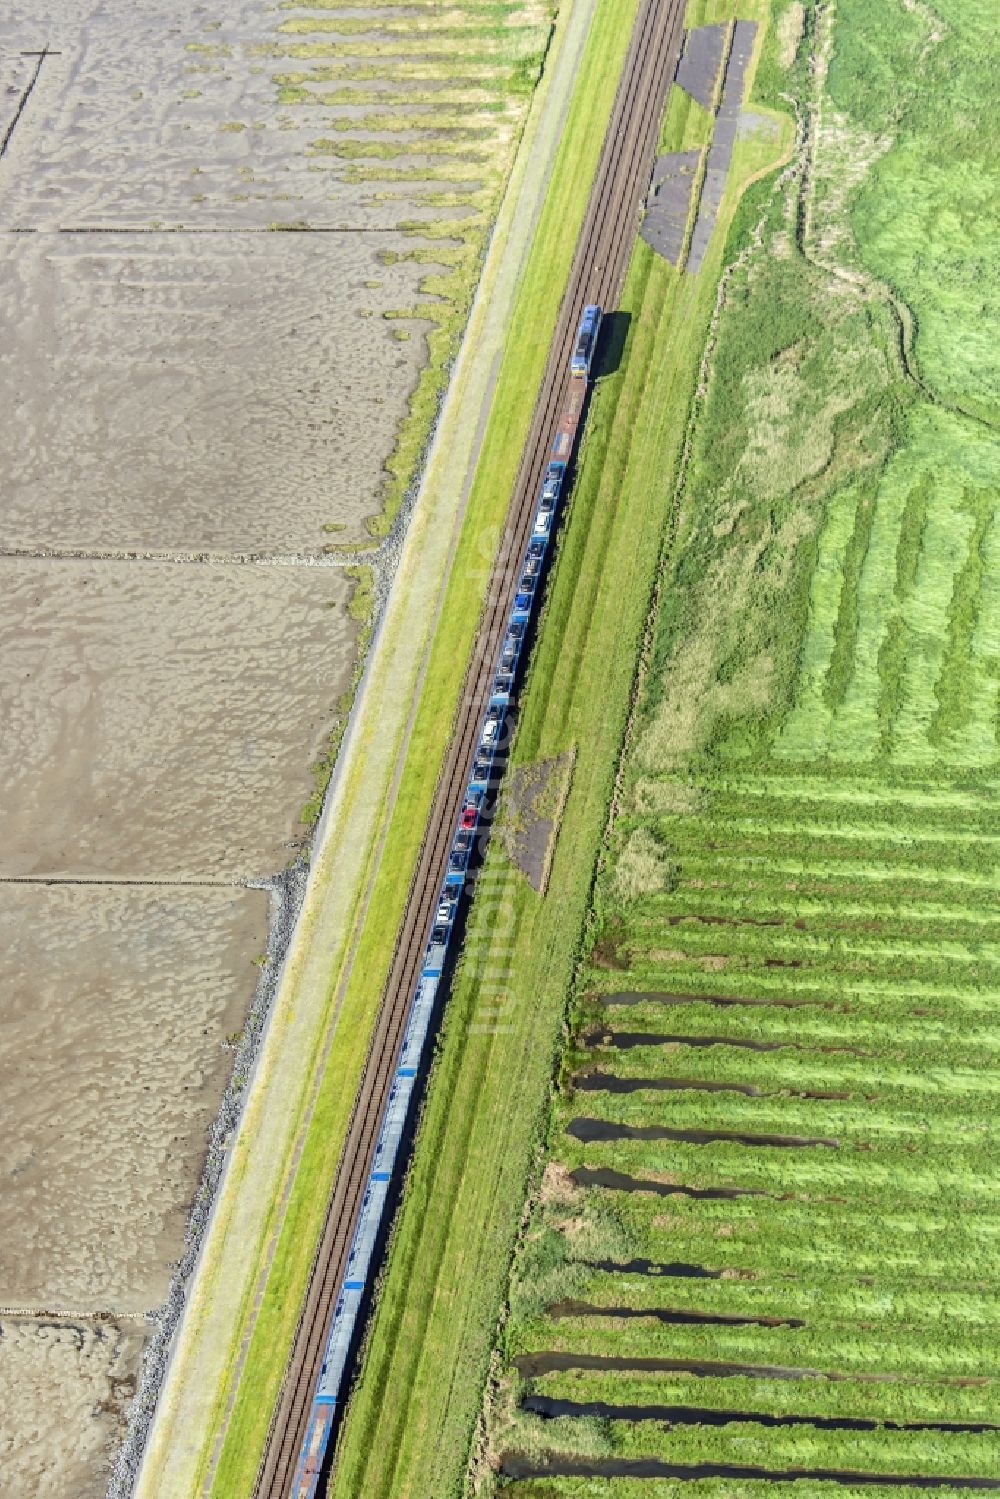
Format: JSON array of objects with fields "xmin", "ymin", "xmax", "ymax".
[
  {"xmin": 1, "ymin": 0, "xmax": 467, "ymax": 232},
  {"xmin": 0, "ymin": 883, "xmax": 268, "ymax": 1311},
  {"xmin": 0, "ymin": 0, "xmax": 541, "ymax": 1489},
  {"xmin": 0, "ymin": 234, "xmax": 433, "ymax": 555},
  {"xmin": 0, "ymin": 1315, "xmax": 145, "ymax": 1499},
  {"xmin": 0, "ymin": 558, "xmax": 358, "ymax": 879}
]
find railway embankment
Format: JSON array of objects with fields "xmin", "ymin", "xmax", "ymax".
[
  {"xmin": 132, "ymin": 4, "xmax": 602, "ymax": 1493},
  {"xmin": 324, "ymin": 2, "xmax": 797, "ymax": 1493}
]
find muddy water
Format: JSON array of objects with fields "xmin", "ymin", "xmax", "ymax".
[
  {"xmin": 500, "ymin": 1454, "xmax": 1000, "ymax": 1487},
  {"xmin": 587, "ymin": 1258, "xmax": 720, "ymax": 1278},
  {"xmin": 568, "ymin": 1117, "xmax": 840, "ymax": 1149},
  {"xmin": 575, "ymin": 1069, "xmax": 851, "ymax": 1101},
  {"xmin": 599, "ymin": 990, "xmax": 838, "ymax": 1009},
  {"xmin": 522, "ymin": 1395, "xmax": 999, "ymax": 1434},
  {"xmin": 0, "ymin": 0, "xmax": 502, "ymax": 1491},
  {"xmin": 571, "ymin": 1166, "xmax": 769, "ymax": 1200}
]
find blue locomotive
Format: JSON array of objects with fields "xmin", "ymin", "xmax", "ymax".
[
  {"xmin": 570, "ymin": 303, "xmax": 602, "ymax": 378},
  {"xmin": 290, "ymin": 304, "xmax": 603, "ymax": 1498}
]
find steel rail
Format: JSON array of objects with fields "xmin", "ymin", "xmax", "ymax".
[{"xmin": 255, "ymin": 1, "xmax": 686, "ymax": 1491}]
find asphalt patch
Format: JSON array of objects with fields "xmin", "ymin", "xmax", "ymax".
[
  {"xmin": 640, "ymin": 149, "xmax": 700, "ymax": 264},
  {"xmin": 675, "ymin": 23, "xmax": 728, "ymax": 109},
  {"xmin": 688, "ymin": 20, "xmax": 758, "ymax": 272}
]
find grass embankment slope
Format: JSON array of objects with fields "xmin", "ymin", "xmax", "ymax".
[
  {"xmin": 204, "ymin": 1, "xmax": 641, "ymax": 1493},
  {"xmin": 497, "ymin": 0, "xmax": 1000, "ymax": 1490},
  {"xmin": 329, "ymin": 4, "xmax": 790, "ymax": 1496}
]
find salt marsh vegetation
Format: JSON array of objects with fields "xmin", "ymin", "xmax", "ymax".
[{"xmin": 492, "ymin": 0, "xmax": 1000, "ymax": 1489}]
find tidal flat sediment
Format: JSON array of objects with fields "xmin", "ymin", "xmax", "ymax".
[
  {"xmin": 0, "ymin": 0, "xmax": 552, "ymax": 1489},
  {"xmin": 0, "ymin": 0, "xmax": 554, "ymax": 1487}
]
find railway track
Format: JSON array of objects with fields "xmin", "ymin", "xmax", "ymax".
[{"xmin": 255, "ymin": 2, "xmax": 686, "ymax": 1491}]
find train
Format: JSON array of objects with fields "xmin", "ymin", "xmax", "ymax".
[
  {"xmin": 290, "ymin": 303, "xmax": 603, "ymax": 1499},
  {"xmin": 570, "ymin": 301, "xmax": 602, "ymax": 378}
]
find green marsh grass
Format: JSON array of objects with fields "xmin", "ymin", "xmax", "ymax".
[
  {"xmin": 491, "ymin": 0, "xmax": 1000, "ymax": 1485},
  {"xmin": 502, "ymin": 1406, "xmax": 1000, "ymax": 1479},
  {"xmin": 501, "ymin": 1484, "xmax": 980, "ymax": 1499}
]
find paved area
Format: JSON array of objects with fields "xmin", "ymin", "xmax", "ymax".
[
  {"xmin": 675, "ymin": 22, "xmax": 727, "ymax": 108},
  {"xmin": 641, "ymin": 149, "xmax": 700, "ymax": 264},
  {"xmin": 688, "ymin": 21, "xmax": 758, "ymax": 271}
]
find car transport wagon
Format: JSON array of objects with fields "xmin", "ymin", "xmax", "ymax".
[{"xmin": 292, "ymin": 302, "xmax": 604, "ymax": 1498}]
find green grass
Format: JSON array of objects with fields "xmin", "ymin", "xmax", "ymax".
[
  {"xmin": 501, "ymin": 1406, "xmax": 1000, "ymax": 1477},
  {"xmin": 205, "ymin": 0, "xmax": 645, "ymax": 1492},
  {"xmin": 322, "ymin": 4, "xmax": 789, "ymax": 1495},
  {"xmin": 489, "ymin": 0, "xmax": 1000, "ymax": 1487},
  {"xmin": 830, "ymin": 0, "xmax": 1000, "ymax": 425},
  {"xmin": 657, "ymin": 82, "xmax": 713, "ymax": 153},
  {"xmin": 930, "ymin": 488, "xmax": 993, "ymax": 748}
]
